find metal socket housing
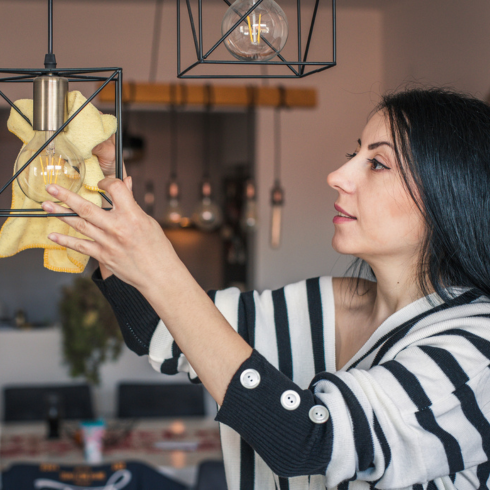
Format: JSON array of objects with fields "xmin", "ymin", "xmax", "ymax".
[{"xmin": 33, "ymin": 76, "xmax": 68, "ymax": 131}]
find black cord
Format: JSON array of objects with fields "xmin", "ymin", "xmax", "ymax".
[
  {"xmin": 44, "ymin": 0, "xmax": 57, "ymax": 69},
  {"xmin": 48, "ymin": 0, "xmax": 53, "ymax": 54},
  {"xmin": 149, "ymin": 0, "xmax": 164, "ymax": 83}
]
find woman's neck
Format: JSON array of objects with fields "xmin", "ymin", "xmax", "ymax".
[{"xmin": 365, "ymin": 255, "xmax": 426, "ymax": 328}]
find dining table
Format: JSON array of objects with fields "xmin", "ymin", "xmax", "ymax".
[{"xmin": 0, "ymin": 417, "xmax": 222, "ymax": 487}]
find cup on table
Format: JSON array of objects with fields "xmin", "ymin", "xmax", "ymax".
[{"xmin": 80, "ymin": 419, "xmax": 106, "ymax": 463}]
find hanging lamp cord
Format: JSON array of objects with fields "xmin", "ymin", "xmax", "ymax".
[
  {"xmin": 149, "ymin": 0, "xmax": 164, "ymax": 83},
  {"xmin": 44, "ymin": 0, "xmax": 57, "ymax": 69}
]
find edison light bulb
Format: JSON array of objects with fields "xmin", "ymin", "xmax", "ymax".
[
  {"xmin": 192, "ymin": 181, "xmax": 223, "ymax": 231},
  {"xmin": 241, "ymin": 180, "xmax": 259, "ymax": 231},
  {"xmin": 270, "ymin": 182, "xmax": 284, "ymax": 249},
  {"xmin": 162, "ymin": 180, "xmax": 184, "ymax": 227},
  {"xmin": 222, "ymin": 0, "xmax": 288, "ymax": 62},
  {"xmin": 14, "ymin": 76, "xmax": 85, "ymax": 203}
]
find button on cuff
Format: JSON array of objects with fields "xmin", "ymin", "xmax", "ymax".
[
  {"xmin": 280, "ymin": 390, "xmax": 301, "ymax": 410},
  {"xmin": 309, "ymin": 405, "xmax": 329, "ymax": 424},
  {"xmin": 240, "ymin": 368, "xmax": 261, "ymax": 389}
]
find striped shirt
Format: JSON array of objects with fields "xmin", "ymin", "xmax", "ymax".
[{"xmin": 94, "ymin": 272, "xmax": 490, "ymax": 490}]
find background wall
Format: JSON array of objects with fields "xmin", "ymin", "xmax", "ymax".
[{"xmin": 0, "ymin": 0, "xmax": 488, "ymax": 417}]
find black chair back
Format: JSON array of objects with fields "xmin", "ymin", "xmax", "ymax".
[
  {"xmin": 117, "ymin": 383, "xmax": 205, "ymax": 418},
  {"xmin": 3, "ymin": 383, "xmax": 94, "ymax": 422},
  {"xmin": 195, "ymin": 460, "xmax": 227, "ymax": 490},
  {"xmin": 1, "ymin": 461, "xmax": 187, "ymax": 490}
]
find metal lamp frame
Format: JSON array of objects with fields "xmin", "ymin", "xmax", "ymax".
[
  {"xmin": 0, "ymin": 67, "xmax": 124, "ymax": 218},
  {"xmin": 177, "ymin": 0, "xmax": 336, "ymax": 79}
]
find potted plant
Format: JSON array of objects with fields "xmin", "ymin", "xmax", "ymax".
[{"xmin": 59, "ymin": 277, "xmax": 123, "ymax": 385}]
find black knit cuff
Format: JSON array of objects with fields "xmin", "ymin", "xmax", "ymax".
[
  {"xmin": 215, "ymin": 350, "xmax": 333, "ymax": 478},
  {"xmin": 92, "ymin": 268, "xmax": 160, "ymax": 356}
]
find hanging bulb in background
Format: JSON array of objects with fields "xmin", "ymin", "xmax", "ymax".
[
  {"xmin": 241, "ymin": 179, "xmax": 259, "ymax": 232},
  {"xmin": 144, "ymin": 181, "xmax": 155, "ymax": 217},
  {"xmin": 193, "ymin": 180, "xmax": 223, "ymax": 231},
  {"xmin": 222, "ymin": 0, "xmax": 288, "ymax": 62},
  {"xmin": 270, "ymin": 181, "xmax": 284, "ymax": 249},
  {"xmin": 15, "ymin": 76, "xmax": 85, "ymax": 203},
  {"xmin": 162, "ymin": 180, "xmax": 184, "ymax": 227}
]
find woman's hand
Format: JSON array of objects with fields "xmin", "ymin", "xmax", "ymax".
[
  {"xmin": 41, "ymin": 178, "xmax": 179, "ymax": 292},
  {"xmin": 92, "ymin": 134, "xmax": 127, "ymax": 180},
  {"xmin": 42, "ymin": 179, "xmax": 253, "ymax": 405}
]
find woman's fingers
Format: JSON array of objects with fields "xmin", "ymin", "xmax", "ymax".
[
  {"xmin": 97, "ymin": 177, "xmax": 136, "ymax": 213},
  {"xmin": 48, "ymin": 232, "xmax": 102, "ymax": 260},
  {"xmin": 44, "ymin": 185, "xmax": 109, "ymax": 231},
  {"xmin": 41, "ymin": 199, "xmax": 107, "ymax": 243},
  {"xmin": 92, "ymin": 134, "xmax": 116, "ymax": 177}
]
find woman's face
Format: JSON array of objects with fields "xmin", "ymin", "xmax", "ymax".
[{"xmin": 327, "ymin": 111, "xmax": 425, "ymax": 262}]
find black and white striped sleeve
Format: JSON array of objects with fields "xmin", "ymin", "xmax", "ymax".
[
  {"xmin": 147, "ymin": 277, "xmax": 334, "ymax": 383},
  {"xmin": 215, "ymin": 323, "xmax": 490, "ymax": 487}
]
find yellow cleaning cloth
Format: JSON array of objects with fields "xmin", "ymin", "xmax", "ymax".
[{"xmin": 0, "ymin": 91, "xmax": 117, "ymax": 273}]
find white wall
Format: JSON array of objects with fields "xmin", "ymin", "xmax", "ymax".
[{"xmin": 383, "ymin": 0, "xmax": 490, "ymax": 98}]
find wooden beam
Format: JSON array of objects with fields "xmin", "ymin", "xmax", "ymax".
[{"xmin": 97, "ymin": 82, "xmax": 317, "ymax": 109}]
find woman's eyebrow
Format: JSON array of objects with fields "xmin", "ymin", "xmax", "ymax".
[{"xmin": 367, "ymin": 141, "xmax": 393, "ymax": 150}]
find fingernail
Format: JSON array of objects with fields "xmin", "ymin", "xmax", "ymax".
[
  {"xmin": 42, "ymin": 202, "xmax": 54, "ymax": 212},
  {"xmin": 46, "ymin": 185, "xmax": 58, "ymax": 196},
  {"xmin": 47, "ymin": 234, "xmax": 57, "ymax": 242}
]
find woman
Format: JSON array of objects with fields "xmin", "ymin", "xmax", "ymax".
[{"xmin": 42, "ymin": 88, "xmax": 490, "ymax": 489}]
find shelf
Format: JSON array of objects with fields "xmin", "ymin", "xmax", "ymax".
[{"xmin": 97, "ymin": 82, "xmax": 317, "ymax": 109}]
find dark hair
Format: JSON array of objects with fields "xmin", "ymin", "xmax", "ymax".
[{"xmin": 351, "ymin": 87, "xmax": 490, "ymax": 303}]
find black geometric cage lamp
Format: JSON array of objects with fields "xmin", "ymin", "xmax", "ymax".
[
  {"xmin": 177, "ymin": 0, "xmax": 336, "ymax": 79},
  {"xmin": 0, "ymin": 0, "xmax": 123, "ymax": 218}
]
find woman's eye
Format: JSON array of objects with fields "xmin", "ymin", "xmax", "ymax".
[
  {"xmin": 368, "ymin": 158, "xmax": 389, "ymax": 171},
  {"xmin": 345, "ymin": 152, "xmax": 357, "ymax": 160}
]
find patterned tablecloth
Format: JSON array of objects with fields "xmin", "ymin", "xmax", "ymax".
[{"xmin": 0, "ymin": 418, "xmax": 222, "ymax": 474}]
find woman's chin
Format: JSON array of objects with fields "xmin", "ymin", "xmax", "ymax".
[{"xmin": 331, "ymin": 236, "xmax": 358, "ymax": 256}]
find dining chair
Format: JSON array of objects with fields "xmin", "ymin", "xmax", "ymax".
[
  {"xmin": 116, "ymin": 382, "xmax": 206, "ymax": 418},
  {"xmin": 194, "ymin": 460, "xmax": 227, "ymax": 490},
  {"xmin": 1, "ymin": 461, "xmax": 188, "ymax": 490},
  {"xmin": 3, "ymin": 383, "xmax": 95, "ymax": 422}
]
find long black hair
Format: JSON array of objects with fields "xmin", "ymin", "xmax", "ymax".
[{"xmin": 351, "ymin": 87, "xmax": 490, "ymax": 303}]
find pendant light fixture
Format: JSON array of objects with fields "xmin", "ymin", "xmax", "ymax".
[
  {"xmin": 192, "ymin": 85, "xmax": 223, "ymax": 231},
  {"xmin": 241, "ymin": 86, "xmax": 259, "ymax": 232},
  {"xmin": 0, "ymin": 0, "xmax": 123, "ymax": 218},
  {"xmin": 177, "ymin": 0, "xmax": 336, "ymax": 79},
  {"xmin": 162, "ymin": 84, "xmax": 185, "ymax": 227},
  {"xmin": 270, "ymin": 87, "xmax": 286, "ymax": 249}
]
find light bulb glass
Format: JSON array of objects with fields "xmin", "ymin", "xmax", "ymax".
[
  {"xmin": 270, "ymin": 203, "xmax": 282, "ymax": 248},
  {"xmin": 193, "ymin": 197, "xmax": 223, "ymax": 231},
  {"xmin": 163, "ymin": 199, "xmax": 184, "ymax": 227},
  {"xmin": 222, "ymin": 0, "xmax": 288, "ymax": 62},
  {"xmin": 241, "ymin": 199, "xmax": 259, "ymax": 231},
  {"xmin": 14, "ymin": 131, "xmax": 85, "ymax": 203}
]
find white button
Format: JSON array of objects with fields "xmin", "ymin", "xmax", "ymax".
[
  {"xmin": 280, "ymin": 390, "xmax": 301, "ymax": 410},
  {"xmin": 240, "ymin": 369, "xmax": 261, "ymax": 389},
  {"xmin": 309, "ymin": 405, "xmax": 329, "ymax": 424}
]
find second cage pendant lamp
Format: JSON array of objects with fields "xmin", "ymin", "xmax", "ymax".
[
  {"xmin": 178, "ymin": 0, "xmax": 336, "ymax": 79},
  {"xmin": 0, "ymin": 0, "xmax": 123, "ymax": 218}
]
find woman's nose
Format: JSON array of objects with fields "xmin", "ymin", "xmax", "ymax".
[{"xmin": 327, "ymin": 162, "xmax": 355, "ymax": 194}]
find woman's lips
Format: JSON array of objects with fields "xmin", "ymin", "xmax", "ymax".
[{"xmin": 333, "ymin": 204, "xmax": 356, "ymax": 224}]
